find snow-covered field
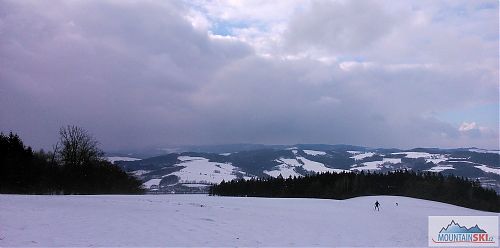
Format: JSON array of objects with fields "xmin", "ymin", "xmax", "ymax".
[
  {"xmin": 351, "ymin": 152, "xmax": 375, "ymax": 160},
  {"xmin": 303, "ymin": 150, "xmax": 327, "ymax": 156},
  {"xmin": 426, "ymin": 164, "xmax": 455, "ymax": 172},
  {"xmin": 0, "ymin": 194, "xmax": 497, "ymax": 247},
  {"xmin": 171, "ymin": 156, "xmax": 238, "ymax": 184},
  {"xmin": 350, "ymin": 158, "xmax": 402, "ymax": 171}
]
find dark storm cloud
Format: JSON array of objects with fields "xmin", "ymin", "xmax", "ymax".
[
  {"xmin": 0, "ymin": 0, "xmax": 252, "ymax": 149},
  {"xmin": 0, "ymin": 0, "xmax": 498, "ymax": 150}
]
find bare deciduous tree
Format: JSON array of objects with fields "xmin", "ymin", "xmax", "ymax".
[{"xmin": 57, "ymin": 125, "xmax": 104, "ymax": 166}]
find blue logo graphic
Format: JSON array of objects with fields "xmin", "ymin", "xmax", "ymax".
[{"xmin": 439, "ymin": 220, "xmax": 487, "ymax": 234}]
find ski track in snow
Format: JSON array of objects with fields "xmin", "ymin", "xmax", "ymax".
[{"xmin": 0, "ymin": 194, "xmax": 496, "ymax": 247}]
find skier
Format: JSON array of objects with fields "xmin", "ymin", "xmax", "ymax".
[
  {"xmin": 374, "ymin": 201, "xmax": 380, "ymax": 211},
  {"xmin": 396, "ymin": 202, "xmax": 398, "ymax": 206}
]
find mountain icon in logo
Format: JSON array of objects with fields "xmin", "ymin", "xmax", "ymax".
[{"xmin": 439, "ymin": 220, "xmax": 487, "ymax": 234}]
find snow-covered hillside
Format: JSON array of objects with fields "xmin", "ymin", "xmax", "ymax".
[
  {"xmin": 118, "ymin": 146, "xmax": 500, "ymax": 193},
  {"xmin": 0, "ymin": 194, "xmax": 496, "ymax": 247}
]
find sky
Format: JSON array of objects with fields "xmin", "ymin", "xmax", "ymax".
[{"xmin": 0, "ymin": 0, "xmax": 499, "ymax": 151}]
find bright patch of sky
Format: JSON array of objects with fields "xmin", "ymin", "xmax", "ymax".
[
  {"xmin": 436, "ymin": 103, "xmax": 499, "ymax": 127},
  {"xmin": 210, "ymin": 20, "xmax": 250, "ymax": 36}
]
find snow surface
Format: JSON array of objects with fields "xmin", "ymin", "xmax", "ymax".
[
  {"xmin": 303, "ymin": 150, "xmax": 327, "ymax": 156},
  {"xmin": 426, "ymin": 164, "xmax": 454, "ymax": 172},
  {"xmin": 350, "ymin": 158, "xmax": 402, "ymax": 171},
  {"xmin": 264, "ymin": 165, "xmax": 300, "ymax": 178},
  {"xmin": 171, "ymin": 156, "xmax": 237, "ymax": 184},
  {"xmin": 392, "ymin": 152, "xmax": 447, "ymax": 164},
  {"xmin": 475, "ymin": 165, "xmax": 500, "ymax": 175},
  {"xmin": 265, "ymin": 157, "xmax": 347, "ymax": 176},
  {"xmin": 351, "ymin": 152, "xmax": 375, "ymax": 160},
  {"xmin": 469, "ymin": 148, "xmax": 500, "ymax": 154},
  {"xmin": 347, "ymin": 150, "xmax": 362, "ymax": 155},
  {"xmin": 143, "ymin": 178, "xmax": 162, "ymax": 189},
  {"xmin": 106, "ymin": 156, "xmax": 141, "ymax": 163},
  {"xmin": 297, "ymin": 157, "xmax": 348, "ymax": 173},
  {"xmin": 264, "ymin": 158, "xmax": 302, "ymax": 178},
  {"xmin": 129, "ymin": 170, "xmax": 151, "ymax": 176},
  {"xmin": 392, "ymin": 152, "xmax": 432, "ymax": 158},
  {"xmin": 0, "ymin": 194, "xmax": 496, "ymax": 247}
]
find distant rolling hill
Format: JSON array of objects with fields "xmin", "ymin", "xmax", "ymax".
[{"xmin": 111, "ymin": 144, "xmax": 500, "ymax": 193}]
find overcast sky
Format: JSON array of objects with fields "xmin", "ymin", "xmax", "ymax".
[{"xmin": 1, "ymin": 0, "xmax": 498, "ymax": 151}]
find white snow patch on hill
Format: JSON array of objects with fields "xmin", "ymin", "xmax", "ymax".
[
  {"xmin": 106, "ymin": 156, "xmax": 141, "ymax": 163},
  {"xmin": 265, "ymin": 158, "xmax": 302, "ymax": 178},
  {"xmin": 473, "ymin": 165, "xmax": 500, "ymax": 175},
  {"xmin": 219, "ymin": 153, "xmax": 231, "ymax": 156},
  {"xmin": 265, "ymin": 166, "xmax": 300, "ymax": 178},
  {"xmin": 280, "ymin": 158, "xmax": 302, "ymax": 167},
  {"xmin": 350, "ymin": 158, "xmax": 402, "ymax": 171},
  {"xmin": 469, "ymin": 148, "xmax": 500, "ymax": 154},
  {"xmin": 393, "ymin": 152, "xmax": 432, "ymax": 158},
  {"xmin": 1, "ymin": 194, "xmax": 496, "ymax": 247},
  {"xmin": 347, "ymin": 150, "xmax": 362, "ymax": 155},
  {"xmin": 392, "ymin": 152, "xmax": 448, "ymax": 164},
  {"xmin": 303, "ymin": 150, "xmax": 327, "ymax": 156},
  {"xmin": 171, "ymin": 156, "xmax": 237, "ymax": 184},
  {"xmin": 297, "ymin": 157, "xmax": 347, "ymax": 173},
  {"xmin": 351, "ymin": 152, "xmax": 375, "ymax": 160},
  {"xmin": 426, "ymin": 164, "xmax": 454, "ymax": 172},
  {"xmin": 130, "ymin": 170, "xmax": 151, "ymax": 176},
  {"xmin": 143, "ymin": 179, "xmax": 162, "ymax": 189}
]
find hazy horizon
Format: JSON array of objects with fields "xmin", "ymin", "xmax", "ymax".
[{"xmin": 1, "ymin": 0, "xmax": 499, "ymax": 151}]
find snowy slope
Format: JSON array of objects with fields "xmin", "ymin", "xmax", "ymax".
[
  {"xmin": 0, "ymin": 194, "xmax": 497, "ymax": 247},
  {"xmin": 392, "ymin": 152, "xmax": 447, "ymax": 164},
  {"xmin": 469, "ymin": 148, "xmax": 500, "ymax": 154},
  {"xmin": 264, "ymin": 158, "xmax": 302, "ymax": 178},
  {"xmin": 350, "ymin": 158, "xmax": 402, "ymax": 171},
  {"xmin": 351, "ymin": 152, "xmax": 375, "ymax": 160},
  {"xmin": 426, "ymin": 164, "xmax": 454, "ymax": 172},
  {"xmin": 303, "ymin": 150, "xmax": 327, "ymax": 156},
  {"xmin": 298, "ymin": 156, "xmax": 348, "ymax": 173},
  {"xmin": 171, "ymin": 156, "xmax": 238, "ymax": 184},
  {"xmin": 106, "ymin": 156, "xmax": 141, "ymax": 163}
]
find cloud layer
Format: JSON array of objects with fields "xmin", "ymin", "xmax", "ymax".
[{"xmin": 1, "ymin": 0, "xmax": 498, "ymax": 150}]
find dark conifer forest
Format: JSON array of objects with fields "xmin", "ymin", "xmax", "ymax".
[
  {"xmin": 210, "ymin": 171, "xmax": 500, "ymax": 212},
  {"xmin": 0, "ymin": 131, "xmax": 144, "ymax": 194}
]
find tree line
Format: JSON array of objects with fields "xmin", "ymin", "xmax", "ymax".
[
  {"xmin": 0, "ymin": 126, "xmax": 144, "ymax": 194},
  {"xmin": 210, "ymin": 171, "xmax": 500, "ymax": 212}
]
